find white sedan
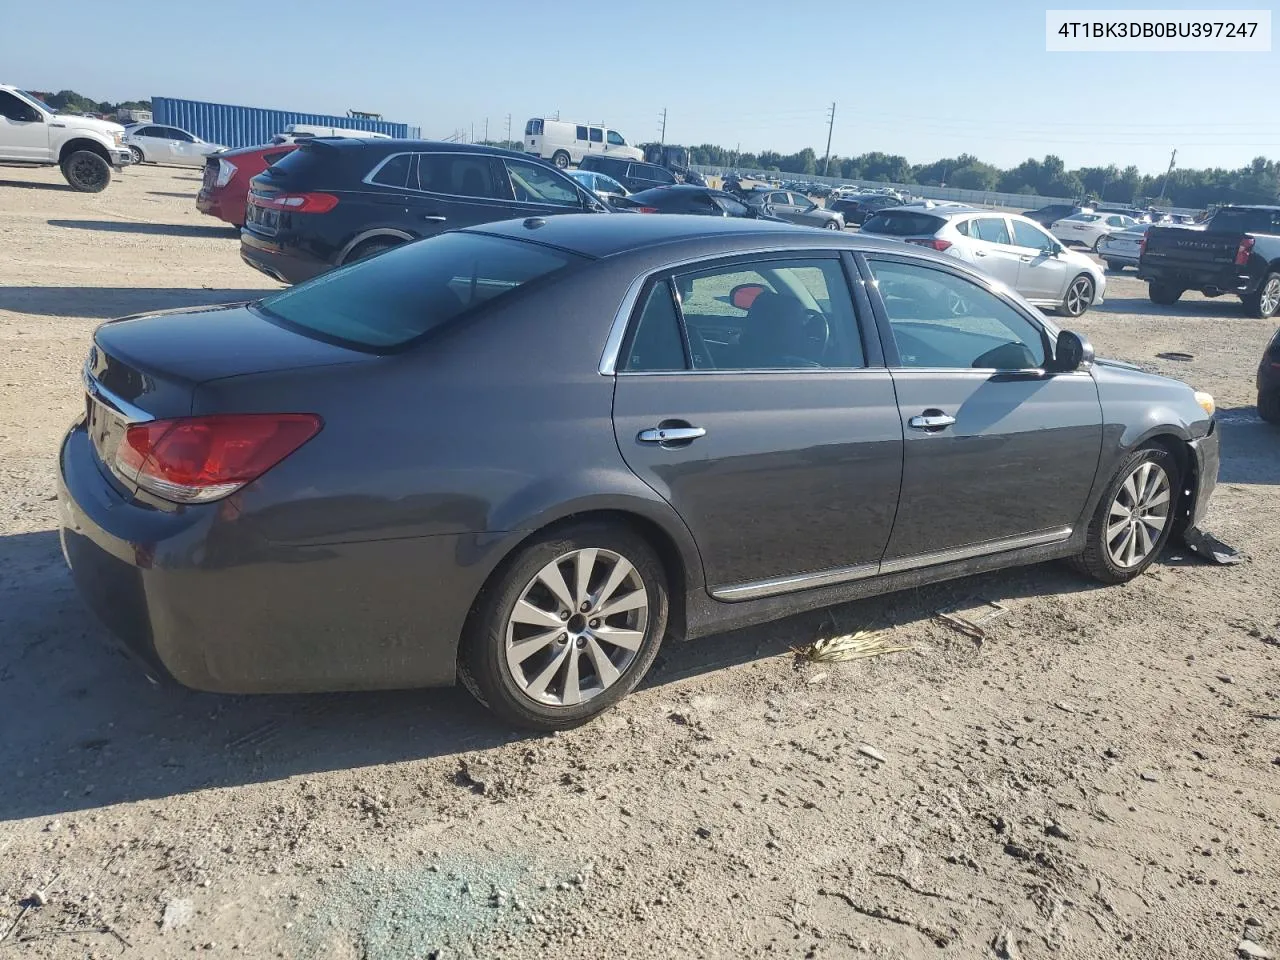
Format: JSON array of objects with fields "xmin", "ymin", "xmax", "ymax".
[
  {"xmin": 123, "ymin": 124, "xmax": 225, "ymax": 167},
  {"xmin": 1050, "ymin": 211, "xmax": 1140, "ymax": 251}
]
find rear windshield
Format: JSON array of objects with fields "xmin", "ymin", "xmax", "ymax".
[
  {"xmin": 256, "ymin": 144, "xmax": 342, "ymax": 183},
  {"xmin": 1210, "ymin": 207, "xmax": 1280, "ymax": 234},
  {"xmin": 861, "ymin": 211, "xmax": 946, "ymax": 236},
  {"xmin": 255, "ymin": 232, "xmax": 578, "ymax": 349}
]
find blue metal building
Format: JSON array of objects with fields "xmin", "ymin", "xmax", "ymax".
[{"xmin": 152, "ymin": 97, "xmax": 421, "ymax": 149}]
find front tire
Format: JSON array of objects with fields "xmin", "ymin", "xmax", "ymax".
[
  {"xmin": 459, "ymin": 522, "xmax": 669, "ymax": 730},
  {"xmin": 1243, "ymin": 271, "xmax": 1280, "ymax": 319},
  {"xmin": 1071, "ymin": 446, "xmax": 1179, "ymax": 584},
  {"xmin": 1259, "ymin": 389, "xmax": 1280, "ymax": 425},
  {"xmin": 61, "ymin": 150, "xmax": 111, "ymax": 193},
  {"xmin": 551, "ymin": 150, "xmax": 571, "ymax": 170},
  {"xmin": 823, "ymin": 220, "xmax": 841, "ymax": 230},
  {"xmin": 128, "ymin": 145, "xmax": 145, "ymax": 165},
  {"xmin": 1056, "ymin": 273, "xmax": 1095, "ymax": 318},
  {"xmin": 1148, "ymin": 283, "xmax": 1184, "ymax": 306}
]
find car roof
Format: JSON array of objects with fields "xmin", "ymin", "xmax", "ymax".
[
  {"xmin": 470, "ymin": 213, "xmax": 916, "ymax": 260},
  {"xmin": 305, "ymin": 138, "xmax": 534, "ymax": 160}
]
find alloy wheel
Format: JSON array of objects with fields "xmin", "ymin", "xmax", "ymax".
[
  {"xmin": 1065, "ymin": 276, "xmax": 1093, "ymax": 316},
  {"xmin": 70, "ymin": 155, "xmax": 108, "ymax": 191},
  {"xmin": 1260, "ymin": 277, "xmax": 1280, "ymax": 316},
  {"xmin": 1106, "ymin": 460, "xmax": 1171, "ymax": 568},
  {"xmin": 504, "ymin": 548, "xmax": 649, "ymax": 707}
]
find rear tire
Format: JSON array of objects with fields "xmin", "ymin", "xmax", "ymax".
[
  {"xmin": 61, "ymin": 150, "xmax": 111, "ymax": 193},
  {"xmin": 823, "ymin": 220, "xmax": 841, "ymax": 230},
  {"xmin": 1259, "ymin": 389, "xmax": 1280, "ymax": 425},
  {"xmin": 551, "ymin": 150, "xmax": 571, "ymax": 170},
  {"xmin": 1070, "ymin": 446, "xmax": 1179, "ymax": 584},
  {"xmin": 341, "ymin": 237, "xmax": 400, "ymax": 266},
  {"xmin": 1106, "ymin": 260, "xmax": 1126, "ymax": 272},
  {"xmin": 1148, "ymin": 283, "xmax": 1183, "ymax": 306},
  {"xmin": 128, "ymin": 145, "xmax": 145, "ymax": 165},
  {"xmin": 458, "ymin": 522, "xmax": 669, "ymax": 731},
  {"xmin": 1243, "ymin": 272, "xmax": 1280, "ymax": 319},
  {"xmin": 1093, "ymin": 235, "xmax": 1106, "ymax": 252}
]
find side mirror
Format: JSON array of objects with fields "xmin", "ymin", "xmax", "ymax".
[{"xmin": 1050, "ymin": 330, "xmax": 1094, "ymax": 372}]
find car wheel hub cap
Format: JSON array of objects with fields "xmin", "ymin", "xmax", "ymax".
[
  {"xmin": 1262, "ymin": 279, "xmax": 1280, "ymax": 313},
  {"xmin": 505, "ymin": 548, "xmax": 648, "ymax": 707},
  {"xmin": 1068, "ymin": 278, "xmax": 1090, "ymax": 314},
  {"xmin": 1106, "ymin": 461, "xmax": 1171, "ymax": 568}
]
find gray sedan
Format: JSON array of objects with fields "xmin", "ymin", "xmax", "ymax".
[
  {"xmin": 748, "ymin": 189, "xmax": 845, "ymax": 229},
  {"xmin": 59, "ymin": 216, "xmax": 1218, "ymax": 730}
]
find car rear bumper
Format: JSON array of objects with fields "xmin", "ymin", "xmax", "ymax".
[
  {"xmin": 239, "ymin": 231, "xmax": 327, "ymax": 285},
  {"xmin": 58, "ymin": 419, "xmax": 472, "ymax": 694},
  {"xmin": 1138, "ymin": 262, "xmax": 1259, "ymax": 295},
  {"xmin": 196, "ymin": 189, "xmax": 242, "ymax": 226}
]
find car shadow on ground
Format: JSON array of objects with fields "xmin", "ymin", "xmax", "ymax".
[
  {"xmin": 147, "ymin": 191, "xmax": 199, "ymax": 199},
  {"xmin": 1093, "ymin": 294, "xmax": 1250, "ymax": 319},
  {"xmin": 0, "ymin": 524, "xmax": 1139, "ymax": 822},
  {"xmin": 48, "ymin": 219, "xmax": 237, "ymax": 239},
  {"xmin": 0, "ymin": 178, "xmax": 76, "ymax": 192},
  {"xmin": 0, "ymin": 287, "xmax": 276, "ymax": 319}
]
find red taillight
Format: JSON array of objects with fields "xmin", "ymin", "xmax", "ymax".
[
  {"xmin": 116, "ymin": 414, "xmax": 322, "ymax": 503},
  {"xmin": 1235, "ymin": 236, "xmax": 1255, "ymax": 266},
  {"xmin": 1138, "ymin": 235, "xmax": 1148, "ymax": 257},
  {"xmin": 255, "ymin": 192, "xmax": 339, "ymax": 214},
  {"xmin": 905, "ymin": 238, "xmax": 953, "ymax": 251},
  {"xmin": 637, "ymin": 206, "xmax": 659, "ymax": 214}
]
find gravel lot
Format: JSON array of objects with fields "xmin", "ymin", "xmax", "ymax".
[{"xmin": 1, "ymin": 164, "xmax": 1277, "ymax": 960}]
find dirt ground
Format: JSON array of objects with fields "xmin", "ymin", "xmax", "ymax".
[{"xmin": 1, "ymin": 164, "xmax": 1277, "ymax": 960}]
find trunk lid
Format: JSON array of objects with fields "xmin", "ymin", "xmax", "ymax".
[
  {"xmin": 1141, "ymin": 226, "xmax": 1242, "ymax": 268},
  {"xmin": 84, "ymin": 303, "xmax": 370, "ymax": 489}
]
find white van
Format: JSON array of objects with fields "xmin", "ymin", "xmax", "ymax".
[
  {"xmin": 523, "ymin": 118, "xmax": 642, "ymax": 168},
  {"xmin": 282, "ymin": 123, "xmax": 392, "ymax": 140}
]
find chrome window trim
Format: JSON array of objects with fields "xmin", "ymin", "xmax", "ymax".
[
  {"xmin": 597, "ymin": 245, "xmax": 863, "ymax": 376},
  {"xmin": 362, "ymin": 151, "xmax": 579, "ymax": 207},
  {"xmin": 710, "ymin": 527, "xmax": 1072, "ymax": 602}
]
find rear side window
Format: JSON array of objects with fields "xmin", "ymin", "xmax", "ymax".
[
  {"xmin": 972, "ymin": 218, "xmax": 1012, "ymax": 244},
  {"xmin": 589, "ymin": 128, "xmax": 603, "ymax": 143},
  {"xmin": 369, "ymin": 153, "xmax": 412, "ymax": 188},
  {"xmin": 861, "ymin": 211, "xmax": 945, "ymax": 236},
  {"xmin": 257, "ymin": 232, "xmax": 577, "ymax": 349},
  {"xmin": 623, "ymin": 282, "xmax": 687, "ymax": 372},
  {"xmin": 576, "ymin": 125, "xmax": 589, "ymax": 140}
]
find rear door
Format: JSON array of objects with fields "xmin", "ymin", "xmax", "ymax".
[
  {"xmin": 860, "ymin": 254, "xmax": 1102, "ymax": 562},
  {"xmin": 611, "ymin": 253, "xmax": 904, "ymax": 595},
  {"xmin": 967, "ymin": 216, "xmax": 1023, "ymax": 288},
  {"xmin": 1009, "ymin": 218, "xmax": 1070, "ymax": 300}
]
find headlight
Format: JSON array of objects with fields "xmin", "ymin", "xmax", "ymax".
[
  {"xmin": 113, "ymin": 132, "xmax": 123, "ymax": 145},
  {"xmin": 1194, "ymin": 391, "xmax": 1216, "ymax": 417}
]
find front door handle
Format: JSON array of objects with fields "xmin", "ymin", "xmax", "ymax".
[
  {"xmin": 421, "ymin": 215, "xmax": 447, "ymax": 222},
  {"xmin": 637, "ymin": 424, "xmax": 706, "ymax": 445},
  {"xmin": 974, "ymin": 250, "xmax": 988, "ymax": 257},
  {"xmin": 908, "ymin": 412, "xmax": 956, "ymax": 430},
  {"xmin": 1019, "ymin": 255, "xmax": 1033, "ymax": 262}
]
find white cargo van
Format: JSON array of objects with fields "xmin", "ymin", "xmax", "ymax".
[{"xmin": 523, "ymin": 118, "xmax": 642, "ymax": 168}]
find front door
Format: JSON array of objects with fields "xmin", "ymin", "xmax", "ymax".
[
  {"xmin": 966, "ymin": 216, "xmax": 1024, "ymax": 289},
  {"xmin": 0, "ymin": 91, "xmax": 48, "ymax": 161},
  {"xmin": 861, "ymin": 255, "xmax": 1103, "ymax": 562},
  {"xmin": 611, "ymin": 254, "xmax": 904, "ymax": 594},
  {"xmin": 499, "ymin": 157, "xmax": 588, "ymax": 218},
  {"xmin": 1009, "ymin": 218, "xmax": 1071, "ymax": 301}
]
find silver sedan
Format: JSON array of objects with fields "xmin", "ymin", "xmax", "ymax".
[
  {"xmin": 1096, "ymin": 223, "xmax": 1152, "ymax": 272},
  {"xmin": 747, "ymin": 189, "xmax": 845, "ymax": 230}
]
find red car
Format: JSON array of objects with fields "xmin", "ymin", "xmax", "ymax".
[{"xmin": 197, "ymin": 142, "xmax": 298, "ymax": 228}]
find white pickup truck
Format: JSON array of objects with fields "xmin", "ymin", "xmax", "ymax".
[{"xmin": 0, "ymin": 85, "xmax": 133, "ymax": 192}]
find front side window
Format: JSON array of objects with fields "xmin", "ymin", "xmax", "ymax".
[
  {"xmin": 867, "ymin": 260, "xmax": 1046, "ymax": 370},
  {"xmin": 504, "ymin": 158, "xmax": 580, "ymax": 206},
  {"xmin": 606, "ymin": 130, "xmax": 625, "ymax": 146},
  {"xmin": 169, "ymin": 128, "xmax": 194, "ymax": 143},
  {"xmin": 369, "ymin": 153, "xmax": 412, "ymax": 188},
  {"xmin": 257, "ymin": 232, "xmax": 576, "ymax": 350},
  {"xmin": 589, "ymin": 128, "xmax": 603, "ymax": 143},
  {"xmin": 1011, "ymin": 219, "xmax": 1054, "ymax": 250},
  {"xmin": 972, "ymin": 217, "xmax": 1012, "ymax": 245},
  {"xmin": 0, "ymin": 91, "xmax": 39, "ymax": 122},
  {"xmin": 670, "ymin": 258, "xmax": 864, "ymax": 370}
]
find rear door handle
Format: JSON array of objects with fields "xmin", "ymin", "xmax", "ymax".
[
  {"xmin": 1019, "ymin": 255, "xmax": 1033, "ymax": 262},
  {"xmin": 908, "ymin": 413, "xmax": 956, "ymax": 430},
  {"xmin": 637, "ymin": 425, "xmax": 706, "ymax": 444}
]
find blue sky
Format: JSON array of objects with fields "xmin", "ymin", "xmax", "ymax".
[{"xmin": 7, "ymin": 0, "xmax": 1278, "ymax": 173}]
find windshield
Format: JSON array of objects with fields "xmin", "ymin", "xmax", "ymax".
[
  {"xmin": 256, "ymin": 232, "xmax": 579, "ymax": 350},
  {"xmin": 19, "ymin": 90, "xmax": 55, "ymax": 112}
]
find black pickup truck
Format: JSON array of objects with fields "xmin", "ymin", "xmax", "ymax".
[{"xmin": 1138, "ymin": 205, "xmax": 1280, "ymax": 318}]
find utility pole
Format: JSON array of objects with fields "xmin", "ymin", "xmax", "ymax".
[
  {"xmin": 484, "ymin": 117, "xmax": 489, "ymax": 144},
  {"xmin": 822, "ymin": 101, "xmax": 836, "ymax": 177},
  {"xmin": 1156, "ymin": 148, "xmax": 1177, "ymax": 202},
  {"xmin": 470, "ymin": 122, "xmax": 475, "ymax": 144},
  {"xmin": 659, "ymin": 108, "xmax": 667, "ymax": 145},
  {"xmin": 506, "ymin": 114, "xmax": 512, "ymax": 147}
]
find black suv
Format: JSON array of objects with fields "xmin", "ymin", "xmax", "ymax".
[
  {"xmin": 240, "ymin": 140, "xmax": 607, "ymax": 284},
  {"xmin": 577, "ymin": 155, "xmax": 678, "ymax": 193}
]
